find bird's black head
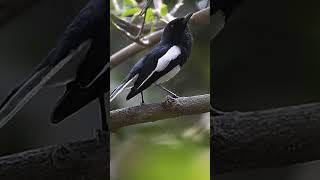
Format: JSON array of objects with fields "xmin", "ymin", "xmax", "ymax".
[{"xmin": 161, "ymin": 13, "xmax": 193, "ymax": 44}]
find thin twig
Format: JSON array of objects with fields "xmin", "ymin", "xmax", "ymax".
[
  {"xmin": 111, "ymin": 0, "xmax": 152, "ymax": 46},
  {"xmin": 111, "ymin": 13, "xmax": 164, "ymax": 34}
]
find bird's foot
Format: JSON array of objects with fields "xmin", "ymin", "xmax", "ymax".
[{"xmin": 95, "ymin": 129, "xmax": 108, "ymax": 144}]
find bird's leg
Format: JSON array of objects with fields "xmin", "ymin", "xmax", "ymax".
[
  {"xmin": 99, "ymin": 95, "xmax": 108, "ymax": 131},
  {"xmin": 156, "ymin": 84, "xmax": 180, "ymax": 98},
  {"xmin": 140, "ymin": 92, "xmax": 145, "ymax": 105}
]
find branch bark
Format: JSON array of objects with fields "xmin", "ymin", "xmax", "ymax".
[
  {"xmin": 0, "ymin": 132, "xmax": 108, "ymax": 179},
  {"xmin": 212, "ymin": 103, "xmax": 320, "ymax": 175},
  {"xmin": 111, "ymin": 94, "xmax": 210, "ymax": 130},
  {"xmin": 110, "ymin": 7, "xmax": 209, "ymax": 69}
]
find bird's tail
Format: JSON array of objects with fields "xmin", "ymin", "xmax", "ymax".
[
  {"xmin": 110, "ymin": 75, "xmax": 137, "ymax": 102},
  {"xmin": 0, "ymin": 51, "xmax": 77, "ymax": 128}
]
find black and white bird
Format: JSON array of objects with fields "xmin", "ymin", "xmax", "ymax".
[
  {"xmin": 110, "ymin": 13, "xmax": 193, "ymax": 103},
  {"xmin": 0, "ymin": 0, "xmax": 109, "ymax": 130}
]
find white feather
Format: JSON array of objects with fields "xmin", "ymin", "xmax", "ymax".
[
  {"xmin": 110, "ymin": 75, "xmax": 138, "ymax": 102},
  {"xmin": 138, "ymin": 46, "xmax": 181, "ymax": 89},
  {"xmin": 0, "ymin": 40, "xmax": 90, "ymax": 128},
  {"xmin": 46, "ymin": 40, "xmax": 92, "ymax": 88}
]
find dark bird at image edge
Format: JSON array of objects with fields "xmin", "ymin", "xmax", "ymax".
[{"xmin": 0, "ymin": 0, "xmax": 109, "ymax": 131}]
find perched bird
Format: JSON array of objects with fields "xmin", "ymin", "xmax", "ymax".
[
  {"xmin": 0, "ymin": 0, "xmax": 109, "ymax": 130},
  {"xmin": 110, "ymin": 13, "xmax": 193, "ymax": 103}
]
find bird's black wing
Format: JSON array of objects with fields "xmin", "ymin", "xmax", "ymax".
[
  {"xmin": 51, "ymin": 26, "xmax": 108, "ymax": 123},
  {"xmin": 51, "ymin": 67, "xmax": 109, "ymax": 123},
  {"xmin": 51, "ymin": 0, "xmax": 108, "ymax": 123}
]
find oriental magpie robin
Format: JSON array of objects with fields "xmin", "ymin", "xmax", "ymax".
[
  {"xmin": 0, "ymin": 0, "xmax": 109, "ymax": 130},
  {"xmin": 110, "ymin": 13, "xmax": 193, "ymax": 103}
]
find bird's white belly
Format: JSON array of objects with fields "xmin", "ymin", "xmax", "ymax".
[{"xmin": 156, "ymin": 65, "xmax": 180, "ymax": 84}]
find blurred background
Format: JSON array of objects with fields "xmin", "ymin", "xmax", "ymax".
[
  {"xmin": 212, "ymin": 0, "xmax": 320, "ymax": 179},
  {"xmin": 0, "ymin": 0, "xmax": 102, "ymax": 156},
  {"xmin": 110, "ymin": 0, "xmax": 210, "ymax": 180}
]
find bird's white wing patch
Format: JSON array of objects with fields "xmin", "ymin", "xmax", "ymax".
[
  {"xmin": 137, "ymin": 46, "xmax": 181, "ymax": 89},
  {"xmin": 155, "ymin": 46, "xmax": 181, "ymax": 71}
]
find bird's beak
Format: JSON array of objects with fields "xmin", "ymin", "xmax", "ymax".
[{"xmin": 183, "ymin": 12, "xmax": 193, "ymax": 25}]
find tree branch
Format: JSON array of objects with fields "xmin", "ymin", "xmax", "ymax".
[
  {"xmin": 0, "ymin": 94, "xmax": 209, "ymax": 178},
  {"xmin": 111, "ymin": 94, "xmax": 210, "ymax": 130},
  {"xmin": 212, "ymin": 102, "xmax": 320, "ymax": 175},
  {"xmin": 110, "ymin": 7, "xmax": 209, "ymax": 69},
  {"xmin": 0, "ymin": 132, "xmax": 108, "ymax": 179}
]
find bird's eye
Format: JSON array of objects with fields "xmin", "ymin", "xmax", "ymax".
[{"xmin": 170, "ymin": 24, "xmax": 174, "ymax": 28}]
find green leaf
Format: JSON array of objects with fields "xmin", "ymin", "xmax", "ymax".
[
  {"xmin": 160, "ymin": 4, "xmax": 168, "ymax": 17},
  {"xmin": 124, "ymin": 0, "xmax": 137, "ymax": 6},
  {"xmin": 121, "ymin": 7, "xmax": 141, "ymax": 17},
  {"xmin": 145, "ymin": 8, "xmax": 155, "ymax": 23}
]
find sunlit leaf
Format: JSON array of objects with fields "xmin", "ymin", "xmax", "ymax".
[
  {"xmin": 121, "ymin": 7, "xmax": 141, "ymax": 17},
  {"xmin": 160, "ymin": 4, "xmax": 168, "ymax": 17},
  {"xmin": 124, "ymin": 0, "xmax": 137, "ymax": 6},
  {"xmin": 145, "ymin": 8, "xmax": 155, "ymax": 23}
]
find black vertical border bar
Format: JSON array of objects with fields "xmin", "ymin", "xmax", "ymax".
[{"xmin": 106, "ymin": 0, "xmax": 111, "ymax": 179}]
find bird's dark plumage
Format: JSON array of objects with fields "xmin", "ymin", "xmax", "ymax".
[
  {"xmin": 0, "ymin": 0, "xmax": 108, "ymax": 129},
  {"xmin": 52, "ymin": 0, "xmax": 108, "ymax": 123},
  {"xmin": 111, "ymin": 13, "xmax": 193, "ymax": 102}
]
